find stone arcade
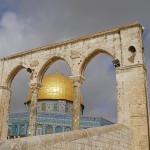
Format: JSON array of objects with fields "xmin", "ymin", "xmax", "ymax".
[
  {"xmin": 8, "ymin": 72, "xmax": 113, "ymax": 137},
  {"xmin": 0, "ymin": 22, "xmax": 149, "ymax": 150}
]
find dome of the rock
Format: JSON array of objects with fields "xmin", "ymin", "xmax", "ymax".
[
  {"xmin": 7, "ymin": 72, "xmax": 113, "ymax": 138},
  {"xmin": 28, "ymin": 73, "xmax": 74, "ymax": 100},
  {"xmin": 28, "ymin": 73, "xmax": 82, "ymax": 104}
]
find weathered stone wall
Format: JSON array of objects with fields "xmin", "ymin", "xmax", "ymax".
[
  {"xmin": 116, "ymin": 65, "xmax": 149, "ymax": 150},
  {"xmin": 0, "ymin": 87, "xmax": 11, "ymax": 140},
  {"xmin": 0, "ymin": 124, "xmax": 134, "ymax": 150}
]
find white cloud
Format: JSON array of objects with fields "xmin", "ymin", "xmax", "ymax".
[{"xmin": 0, "ymin": 12, "xmax": 32, "ymax": 57}]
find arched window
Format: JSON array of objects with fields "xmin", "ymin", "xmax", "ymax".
[
  {"xmin": 45, "ymin": 125, "xmax": 53, "ymax": 134},
  {"xmin": 55, "ymin": 126, "xmax": 62, "ymax": 133},
  {"xmin": 13, "ymin": 125, "xmax": 18, "ymax": 135},
  {"xmin": 26, "ymin": 125, "xmax": 28, "ymax": 135},
  {"xmin": 20, "ymin": 125, "xmax": 25, "ymax": 135},
  {"xmin": 65, "ymin": 127, "xmax": 71, "ymax": 132},
  {"xmin": 8, "ymin": 125, "xmax": 12, "ymax": 135},
  {"xmin": 36, "ymin": 124, "xmax": 43, "ymax": 135}
]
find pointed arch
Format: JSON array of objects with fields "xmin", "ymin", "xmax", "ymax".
[
  {"xmin": 13, "ymin": 125, "xmax": 18, "ymax": 135},
  {"xmin": 55, "ymin": 126, "xmax": 62, "ymax": 133},
  {"xmin": 37, "ymin": 56, "xmax": 72, "ymax": 83},
  {"xmin": 80, "ymin": 49, "xmax": 114, "ymax": 76},
  {"xmin": 45, "ymin": 125, "xmax": 53, "ymax": 134},
  {"xmin": 36, "ymin": 124, "xmax": 43, "ymax": 135},
  {"xmin": 5, "ymin": 65, "xmax": 25, "ymax": 88}
]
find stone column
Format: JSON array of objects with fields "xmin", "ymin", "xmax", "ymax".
[
  {"xmin": 0, "ymin": 86, "xmax": 11, "ymax": 140},
  {"xmin": 70, "ymin": 76, "xmax": 84, "ymax": 130},
  {"xmin": 28, "ymin": 83, "xmax": 41, "ymax": 136},
  {"xmin": 116, "ymin": 64, "xmax": 149, "ymax": 150}
]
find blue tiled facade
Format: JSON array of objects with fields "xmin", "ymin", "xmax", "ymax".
[{"xmin": 8, "ymin": 100, "xmax": 113, "ymax": 136}]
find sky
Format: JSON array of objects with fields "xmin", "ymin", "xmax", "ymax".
[{"xmin": 0, "ymin": 0, "xmax": 150, "ymax": 122}]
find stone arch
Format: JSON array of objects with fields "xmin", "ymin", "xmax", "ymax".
[
  {"xmin": 37, "ymin": 56, "xmax": 72, "ymax": 84},
  {"xmin": 80, "ymin": 49, "xmax": 114, "ymax": 76},
  {"xmin": 5, "ymin": 65, "xmax": 25, "ymax": 88}
]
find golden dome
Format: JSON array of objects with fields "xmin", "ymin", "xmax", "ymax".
[{"xmin": 28, "ymin": 73, "xmax": 82, "ymax": 104}]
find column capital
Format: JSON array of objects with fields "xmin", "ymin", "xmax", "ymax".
[
  {"xmin": 0, "ymin": 86, "xmax": 11, "ymax": 92},
  {"xmin": 116, "ymin": 64, "xmax": 146, "ymax": 71},
  {"xmin": 70, "ymin": 75, "xmax": 85, "ymax": 87},
  {"xmin": 28, "ymin": 82, "xmax": 42, "ymax": 90}
]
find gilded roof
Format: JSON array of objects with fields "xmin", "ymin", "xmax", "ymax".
[{"xmin": 28, "ymin": 73, "xmax": 82, "ymax": 104}]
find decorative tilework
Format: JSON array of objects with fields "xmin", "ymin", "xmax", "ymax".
[
  {"xmin": 46, "ymin": 103, "xmax": 53, "ymax": 112},
  {"xmin": 41, "ymin": 103, "xmax": 46, "ymax": 111},
  {"xmin": 59, "ymin": 101, "xmax": 66, "ymax": 112},
  {"xmin": 54, "ymin": 102, "xmax": 58, "ymax": 111},
  {"xmin": 29, "ymin": 100, "xmax": 74, "ymax": 114},
  {"xmin": 37, "ymin": 103, "xmax": 41, "ymax": 111},
  {"xmin": 9, "ymin": 100, "xmax": 113, "ymax": 137}
]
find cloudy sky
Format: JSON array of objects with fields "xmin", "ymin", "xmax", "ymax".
[{"xmin": 0, "ymin": 0, "xmax": 150, "ymax": 122}]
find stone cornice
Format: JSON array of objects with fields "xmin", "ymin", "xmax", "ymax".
[
  {"xmin": 116, "ymin": 64, "xmax": 146, "ymax": 71},
  {"xmin": 1, "ymin": 22, "xmax": 142, "ymax": 60}
]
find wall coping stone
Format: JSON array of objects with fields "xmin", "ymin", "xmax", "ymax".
[{"xmin": 0, "ymin": 123, "xmax": 133, "ymax": 149}]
